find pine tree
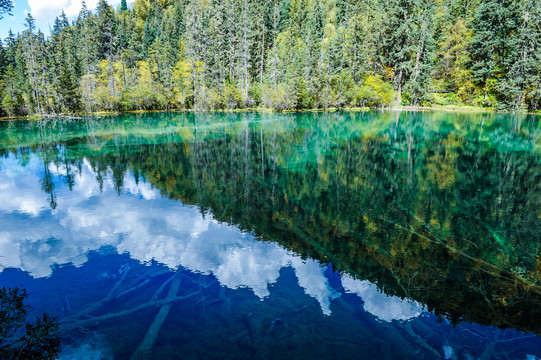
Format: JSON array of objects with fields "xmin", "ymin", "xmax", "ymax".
[
  {"xmin": 0, "ymin": 0, "xmax": 13, "ymax": 19},
  {"xmin": 1, "ymin": 65, "xmax": 23, "ymax": 116},
  {"xmin": 96, "ymin": 0, "xmax": 116, "ymax": 59},
  {"xmin": 500, "ymin": 0, "xmax": 541, "ymax": 110},
  {"xmin": 142, "ymin": 3, "xmax": 163, "ymax": 57},
  {"xmin": 77, "ymin": 2, "xmax": 99, "ymax": 75},
  {"xmin": 470, "ymin": 0, "xmax": 519, "ymax": 104},
  {"xmin": 380, "ymin": 0, "xmax": 414, "ymax": 104},
  {"xmin": 22, "ymin": 14, "xmax": 44, "ymax": 114}
]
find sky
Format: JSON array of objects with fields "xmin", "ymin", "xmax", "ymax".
[{"xmin": 0, "ymin": 0, "xmax": 135, "ymax": 40}]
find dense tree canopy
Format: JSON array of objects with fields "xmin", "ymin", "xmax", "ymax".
[{"xmin": 0, "ymin": 0, "xmax": 541, "ymax": 116}]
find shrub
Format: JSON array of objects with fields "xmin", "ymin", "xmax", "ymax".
[
  {"xmin": 222, "ymin": 83, "xmax": 243, "ymax": 109},
  {"xmin": 293, "ymin": 78, "xmax": 314, "ymax": 109},
  {"xmin": 261, "ymin": 83, "xmax": 296, "ymax": 111},
  {"xmin": 353, "ymin": 75, "xmax": 395, "ymax": 107},
  {"xmin": 249, "ymin": 83, "xmax": 263, "ymax": 106}
]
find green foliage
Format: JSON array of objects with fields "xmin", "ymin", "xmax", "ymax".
[
  {"xmin": 248, "ymin": 82, "xmax": 262, "ymax": 105},
  {"xmin": 352, "ymin": 75, "xmax": 395, "ymax": 108},
  {"xmin": 0, "ymin": 287, "xmax": 60, "ymax": 359},
  {"xmin": 222, "ymin": 83, "xmax": 243, "ymax": 109},
  {"xmin": 261, "ymin": 83, "xmax": 295, "ymax": 111},
  {"xmin": 293, "ymin": 77, "xmax": 314, "ymax": 109}
]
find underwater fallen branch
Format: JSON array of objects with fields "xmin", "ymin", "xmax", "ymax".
[
  {"xmin": 377, "ymin": 217, "xmax": 541, "ymax": 297},
  {"xmin": 401, "ymin": 322, "xmax": 442, "ymax": 359},
  {"xmin": 117, "ymin": 279, "xmax": 151, "ymax": 298},
  {"xmin": 199, "ymin": 275, "xmax": 207, "ymax": 322},
  {"xmin": 267, "ymin": 300, "xmax": 318, "ymax": 335},
  {"xmin": 64, "ymin": 264, "xmax": 131, "ymax": 321},
  {"xmin": 131, "ymin": 276, "xmax": 183, "ymax": 360},
  {"xmin": 151, "ymin": 271, "xmax": 179, "ymax": 301},
  {"xmin": 60, "ymin": 291, "xmax": 199, "ymax": 332}
]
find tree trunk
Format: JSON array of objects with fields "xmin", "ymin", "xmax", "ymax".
[{"xmin": 396, "ymin": 68, "xmax": 403, "ymax": 105}]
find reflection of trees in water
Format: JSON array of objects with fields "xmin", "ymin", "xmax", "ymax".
[
  {"xmin": 0, "ymin": 287, "xmax": 60, "ymax": 359},
  {"xmin": 40, "ymin": 163, "xmax": 57, "ymax": 210},
  {"xmin": 80, "ymin": 117, "xmax": 541, "ymax": 333},
  {"xmin": 2, "ymin": 112, "xmax": 541, "ymax": 339}
]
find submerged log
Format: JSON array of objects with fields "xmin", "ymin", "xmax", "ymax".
[
  {"xmin": 64, "ymin": 264, "xmax": 131, "ymax": 322},
  {"xmin": 60, "ymin": 291, "xmax": 199, "ymax": 332},
  {"xmin": 130, "ymin": 276, "xmax": 183, "ymax": 360}
]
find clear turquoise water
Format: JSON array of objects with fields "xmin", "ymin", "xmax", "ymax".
[{"xmin": 0, "ymin": 111, "xmax": 540, "ymax": 359}]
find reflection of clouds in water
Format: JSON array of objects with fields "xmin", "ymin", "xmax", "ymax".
[
  {"xmin": 291, "ymin": 258, "xmax": 339, "ymax": 316},
  {"xmin": 0, "ymin": 157, "xmax": 49, "ymax": 216},
  {"xmin": 0, "ymin": 154, "xmax": 420, "ymax": 320},
  {"xmin": 341, "ymin": 274, "xmax": 424, "ymax": 322}
]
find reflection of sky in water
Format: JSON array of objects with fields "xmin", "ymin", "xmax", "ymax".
[
  {"xmin": 0, "ymin": 153, "xmax": 422, "ymax": 321},
  {"xmin": 2, "ymin": 150, "xmax": 541, "ymax": 360}
]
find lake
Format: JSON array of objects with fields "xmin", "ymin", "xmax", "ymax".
[{"xmin": 0, "ymin": 111, "xmax": 540, "ymax": 359}]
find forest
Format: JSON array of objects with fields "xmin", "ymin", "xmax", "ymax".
[{"xmin": 1, "ymin": 0, "xmax": 541, "ymax": 116}]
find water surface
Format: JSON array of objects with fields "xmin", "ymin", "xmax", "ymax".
[{"xmin": 0, "ymin": 111, "xmax": 540, "ymax": 359}]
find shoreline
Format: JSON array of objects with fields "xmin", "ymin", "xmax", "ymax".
[{"xmin": 1, "ymin": 105, "xmax": 538, "ymax": 121}]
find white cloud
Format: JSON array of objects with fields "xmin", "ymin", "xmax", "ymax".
[
  {"xmin": 341, "ymin": 274, "xmax": 425, "ymax": 322},
  {"xmin": 28, "ymin": 0, "xmax": 69, "ymax": 22},
  {"xmin": 291, "ymin": 258, "xmax": 339, "ymax": 316},
  {"xmin": 28, "ymin": 0, "xmax": 134, "ymax": 23}
]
